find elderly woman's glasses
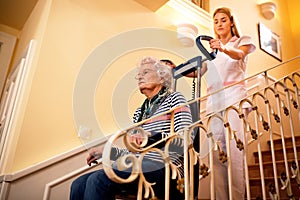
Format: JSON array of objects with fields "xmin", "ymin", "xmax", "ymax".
[{"xmin": 135, "ymin": 69, "xmax": 155, "ymax": 79}]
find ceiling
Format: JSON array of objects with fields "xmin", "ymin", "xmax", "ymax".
[
  {"xmin": 0, "ymin": 0, "xmax": 38, "ymax": 30},
  {"xmin": 0, "ymin": 0, "xmax": 299, "ymax": 42}
]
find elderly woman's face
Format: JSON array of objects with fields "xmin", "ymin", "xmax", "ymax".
[{"xmin": 136, "ymin": 64, "xmax": 161, "ymax": 91}]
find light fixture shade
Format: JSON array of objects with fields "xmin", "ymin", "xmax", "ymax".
[
  {"xmin": 259, "ymin": 2, "xmax": 277, "ymax": 20},
  {"xmin": 176, "ymin": 22, "xmax": 198, "ymax": 47}
]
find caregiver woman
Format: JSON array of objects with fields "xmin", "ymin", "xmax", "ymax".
[{"xmin": 202, "ymin": 7, "xmax": 256, "ymax": 200}]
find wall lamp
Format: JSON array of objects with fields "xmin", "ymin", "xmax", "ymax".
[
  {"xmin": 258, "ymin": 1, "xmax": 277, "ymax": 20},
  {"xmin": 176, "ymin": 22, "xmax": 198, "ymax": 47}
]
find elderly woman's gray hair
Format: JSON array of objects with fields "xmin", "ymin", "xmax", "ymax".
[{"xmin": 137, "ymin": 56, "xmax": 174, "ymax": 91}]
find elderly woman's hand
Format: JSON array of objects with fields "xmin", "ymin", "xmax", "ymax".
[
  {"xmin": 86, "ymin": 146, "xmax": 104, "ymax": 166},
  {"xmin": 130, "ymin": 131, "xmax": 151, "ymax": 146}
]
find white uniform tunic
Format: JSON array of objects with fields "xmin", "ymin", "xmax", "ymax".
[{"xmin": 205, "ymin": 35, "xmax": 256, "ymax": 114}]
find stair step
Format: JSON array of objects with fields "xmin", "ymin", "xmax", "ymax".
[
  {"xmin": 249, "ymin": 135, "xmax": 300, "ymax": 199},
  {"xmin": 248, "ymin": 159, "xmax": 300, "ymax": 179},
  {"xmin": 249, "ymin": 177, "xmax": 300, "ymax": 199},
  {"xmin": 253, "ymin": 145, "xmax": 300, "ymax": 163},
  {"xmin": 268, "ymin": 135, "xmax": 300, "ymax": 149}
]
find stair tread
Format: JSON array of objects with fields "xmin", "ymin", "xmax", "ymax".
[
  {"xmin": 253, "ymin": 144, "xmax": 300, "ymax": 155},
  {"xmin": 248, "ymin": 159, "xmax": 298, "ymax": 167},
  {"xmin": 248, "ymin": 135, "xmax": 300, "ymax": 199},
  {"xmin": 268, "ymin": 135, "xmax": 300, "ymax": 143},
  {"xmin": 249, "ymin": 176, "xmax": 293, "ymax": 181}
]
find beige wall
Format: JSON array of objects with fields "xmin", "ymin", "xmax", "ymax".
[
  {"xmin": 1, "ymin": 0, "xmax": 53, "ymax": 174},
  {"xmin": 1, "ymin": 0, "xmax": 300, "ymax": 174},
  {"xmin": 288, "ymin": 0, "xmax": 300, "ymax": 54},
  {"xmin": 7, "ymin": 0, "xmax": 199, "ymax": 173}
]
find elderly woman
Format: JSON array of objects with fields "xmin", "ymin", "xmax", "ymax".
[{"xmin": 70, "ymin": 56, "xmax": 193, "ymax": 200}]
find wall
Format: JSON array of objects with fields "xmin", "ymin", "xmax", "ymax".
[
  {"xmin": 1, "ymin": 0, "xmax": 52, "ymax": 174},
  {"xmin": 8, "ymin": 0, "xmax": 201, "ymax": 173},
  {"xmin": 287, "ymin": 0, "xmax": 300, "ymax": 54},
  {"xmin": 0, "ymin": 25, "xmax": 19, "ymax": 99},
  {"xmin": 3, "ymin": 0, "xmax": 300, "ymax": 174}
]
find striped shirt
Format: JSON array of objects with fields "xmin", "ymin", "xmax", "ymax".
[{"xmin": 112, "ymin": 92, "xmax": 193, "ymax": 176}]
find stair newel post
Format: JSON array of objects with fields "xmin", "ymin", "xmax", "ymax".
[
  {"xmin": 291, "ymin": 73, "xmax": 300, "ymax": 188},
  {"xmin": 207, "ymin": 114, "xmax": 224, "ymax": 200},
  {"xmin": 224, "ymin": 108, "xmax": 234, "ymax": 200},
  {"xmin": 252, "ymin": 92, "xmax": 267, "ymax": 199},
  {"xmin": 283, "ymin": 77, "xmax": 299, "ymax": 170},
  {"xmin": 239, "ymin": 99, "xmax": 254, "ymax": 200},
  {"xmin": 264, "ymin": 87, "xmax": 280, "ymax": 199},
  {"xmin": 274, "ymin": 83, "xmax": 294, "ymax": 198},
  {"xmin": 209, "ymin": 133, "xmax": 215, "ymax": 200}
]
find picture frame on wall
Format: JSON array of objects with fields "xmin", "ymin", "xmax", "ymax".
[{"xmin": 258, "ymin": 22, "xmax": 282, "ymax": 62}]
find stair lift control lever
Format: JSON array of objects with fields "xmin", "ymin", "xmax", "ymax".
[{"xmin": 195, "ymin": 35, "xmax": 218, "ymax": 61}]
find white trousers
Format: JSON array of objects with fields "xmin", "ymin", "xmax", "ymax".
[{"xmin": 210, "ymin": 109, "xmax": 246, "ymax": 200}]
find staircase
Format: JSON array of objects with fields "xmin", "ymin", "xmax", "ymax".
[
  {"xmin": 248, "ymin": 135, "xmax": 300, "ymax": 199},
  {"xmin": 102, "ymin": 57, "xmax": 300, "ymax": 200}
]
